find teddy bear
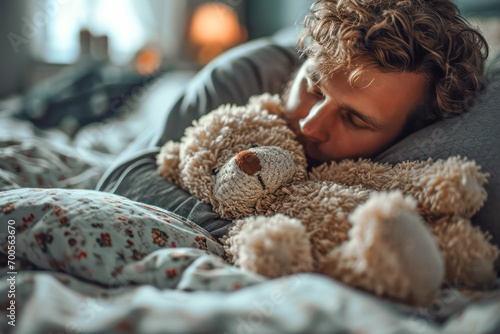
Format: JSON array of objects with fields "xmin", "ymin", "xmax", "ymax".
[{"xmin": 157, "ymin": 93, "xmax": 499, "ymax": 305}]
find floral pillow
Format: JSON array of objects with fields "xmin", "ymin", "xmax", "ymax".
[{"xmin": 0, "ymin": 188, "xmax": 226, "ymax": 286}]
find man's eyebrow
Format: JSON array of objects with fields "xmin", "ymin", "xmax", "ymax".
[
  {"xmin": 309, "ymin": 71, "xmax": 322, "ymax": 84},
  {"xmin": 342, "ymin": 105, "xmax": 384, "ymax": 130},
  {"xmin": 308, "ymin": 68, "xmax": 384, "ymax": 130}
]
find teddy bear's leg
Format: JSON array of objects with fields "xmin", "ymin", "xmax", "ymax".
[
  {"xmin": 430, "ymin": 217, "xmax": 499, "ymax": 288},
  {"xmin": 222, "ymin": 214, "xmax": 314, "ymax": 278},
  {"xmin": 319, "ymin": 191, "xmax": 444, "ymax": 305}
]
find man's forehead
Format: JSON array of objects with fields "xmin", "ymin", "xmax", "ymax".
[
  {"xmin": 304, "ymin": 59, "xmax": 349, "ymax": 83},
  {"xmin": 303, "ymin": 59, "xmax": 377, "ymax": 95}
]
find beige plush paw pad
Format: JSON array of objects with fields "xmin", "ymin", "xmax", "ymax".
[
  {"xmin": 225, "ymin": 214, "xmax": 313, "ymax": 277},
  {"xmin": 323, "ymin": 191, "xmax": 444, "ymax": 305}
]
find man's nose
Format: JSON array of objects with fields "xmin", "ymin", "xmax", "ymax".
[{"xmin": 298, "ymin": 101, "xmax": 332, "ymax": 143}]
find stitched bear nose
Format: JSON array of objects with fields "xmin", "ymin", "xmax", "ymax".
[{"xmin": 236, "ymin": 150, "xmax": 262, "ymax": 175}]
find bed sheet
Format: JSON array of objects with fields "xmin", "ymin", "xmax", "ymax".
[{"xmin": 1, "ymin": 271, "xmax": 499, "ymax": 333}]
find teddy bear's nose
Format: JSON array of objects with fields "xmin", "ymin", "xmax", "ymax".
[{"xmin": 236, "ymin": 150, "xmax": 262, "ymax": 175}]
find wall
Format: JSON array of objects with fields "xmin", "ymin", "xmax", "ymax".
[
  {"xmin": 456, "ymin": 0, "xmax": 500, "ymax": 17},
  {"xmin": 243, "ymin": 0, "xmax": 500, "ymax": 40},
  {"xmin": 244, "ymin": 0, "xmax": 311, "ymax": 40}
]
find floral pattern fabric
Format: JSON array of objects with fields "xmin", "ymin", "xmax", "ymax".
[
  {"xmin": 0, "ymin": 188, "xmax": 257, "ymax": 288},
  {"xmin": 0, "ymin": 116, "xmax": 111, "ymax": 191}
]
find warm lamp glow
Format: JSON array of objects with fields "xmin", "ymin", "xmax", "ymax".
[
  {"xmin": 135, "ymin": 48, "xmax": 162, "ymax": 75},
  {"xmin": 189, "ymin": 2, "xmax": 247, "ymax": 63}
]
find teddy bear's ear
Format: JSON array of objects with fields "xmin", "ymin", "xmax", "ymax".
[
  {"xmin": 156, "ymin": 141, "xmax": 182, "ymax": 186},
  {"xmin": 248, "ymin": 93, "xmax": 284, "ymax": 116}
]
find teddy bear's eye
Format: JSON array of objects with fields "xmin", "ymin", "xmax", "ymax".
[{"xmin": 211, "ymin": 168, "xmax": 219, "ymax": 176}]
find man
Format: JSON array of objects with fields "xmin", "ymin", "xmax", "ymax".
[{"xmin": 281, "ymin": 0, "xmax": 488, "ymax": 168}]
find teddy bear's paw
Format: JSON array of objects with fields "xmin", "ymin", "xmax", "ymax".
[
  {"xmin": 213, "ymin": 147, "xmax": 295, "ymax": 210},
  {"xmin": 247, "ymin": 93, "xmax": 283, "ymax": 115},
  {"xmin": 226, "ymin": 214, "xmax": 313, "ymax": 278},
  {"xmin": 338, "ymin": 191, "xmax": 445, "ymax": 305},
  {"xmin": 431, "ymin": 219, "xmax": 499, "ymax": 288},
  {"xmin": 156, "ymin": 141, "xmax": 182, "ymax": 184},
  {"xmin": 461, "ymin": 256, "xmax": 498, "ymax": 288},
  {"xmin": 416, "ymin": 156, "xmax": 488, "ymax": 218}
]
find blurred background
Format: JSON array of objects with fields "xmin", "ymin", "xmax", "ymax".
[
  {"xmin": 0, "ymin": 0, "xmax": 314, "ymax": 98},
  {"xmin": 2, "ymin": 0, "xmax": 499, "ymax": 96},
  {"xmin": 0, "ymin": 0, "xmax": 499, "ymax": 138}
]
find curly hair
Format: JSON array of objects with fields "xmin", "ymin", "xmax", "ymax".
[{"xmin": 298, "ymin": 0, "xmax": 489, "ymax": 127}]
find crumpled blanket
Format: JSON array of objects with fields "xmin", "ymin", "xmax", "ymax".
[
  {"xmin": 1, "ymin": 270, "xmax": 499, "ymax": 333},
  {"xmin": 0, "ymin": 115, "xmax": 111, "ymax": 191}
]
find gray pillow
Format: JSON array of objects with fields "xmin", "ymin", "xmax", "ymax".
[
  {"xmin": 374, "ymin": 53, "xmax": 500, "ymax": 247},
  {"xmin": 153, "ymin": 36, "xmax": 301, "ymax": 145}
]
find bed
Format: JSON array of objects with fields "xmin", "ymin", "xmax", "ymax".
[{"xmin": 1, "ymin": 28, "xmax": 500, "ymax": 333}]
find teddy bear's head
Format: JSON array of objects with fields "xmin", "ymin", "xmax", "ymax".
[{"xmin": 157, "ymin": 94, "xmax": 308, "ymax": 219}]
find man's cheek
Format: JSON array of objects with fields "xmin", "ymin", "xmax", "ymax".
[
  {"xmin": 285, "ymin": 98, "xmax": 310, "ymax": 121},
  {"xmin": 293, "ymin": 90, "xmax": 317, "ymax": 119}
]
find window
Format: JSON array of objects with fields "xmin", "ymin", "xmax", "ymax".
[{"xmin": 31, "ymin": 0, "xmax": 185, "ymax": 64}]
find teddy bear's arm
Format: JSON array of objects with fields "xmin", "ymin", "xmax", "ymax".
[
  {"xmin": 247, "ymin": 93, "xmax": 285, "ymax": 116},
  {"xmin": 429, "ymin": 217, "xmax": 499, "ymax": 288},
  {"xmin": 156, "ymin": 140, "xmax": 182, "ymax": 187},
  {"xmin": 309, "ymin": 157, "xmax": 488, "ymax": 219},
  {"xmin": 308, "ymin": 158, "xmax": 428, "ymax": 190}
]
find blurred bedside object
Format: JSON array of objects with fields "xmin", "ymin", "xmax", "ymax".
[
  {"xmin": 9, "ymin": 26, "xmax": 197, "ymax": 137},
  {"xmin": 79, "ymin": 28, "xmax": 110, "ymax": 62},
  {"xmin": 5, "ymin": 0, "xmax": 252, "ymax": 136},
  {"xmin": 15, "ymin": 0, "xmax": 193, "ymax": 90},
  {"xmin": 27, "ymin": 28, "xmax": 110, "ymax": 86},
  {"xmin": 135, "ymin": 46, "xmax": 163, "ymax": 76}
]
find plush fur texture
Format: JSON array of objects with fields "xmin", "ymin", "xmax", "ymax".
[{"xmin": 157, "ymin": 93, "xmax": 499, "ymax": 305}]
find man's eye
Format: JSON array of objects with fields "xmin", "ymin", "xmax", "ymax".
[
  {"xmin": 344, "ymin": 112, "xmax": 366, "ymax": 130},
  {"xmin": 313, "ymin": 88, "xmax": 324, "ymax": 98},
  {"xmin": 305, "ymin": 74, "xmax": 324, "ymax": 99},
  {"xmin": 310, "ymin": 85, "xmax": 324, "ymax": 98}
]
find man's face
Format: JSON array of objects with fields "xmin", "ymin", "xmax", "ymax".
[{"xmin": 282, "ymin": 58, "xmax": 427, "ymax": 166}]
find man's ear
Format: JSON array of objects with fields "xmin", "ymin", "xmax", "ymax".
[{"xmin": 156, "ymin": 141, "xmax": 182, "ymax": 186}]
